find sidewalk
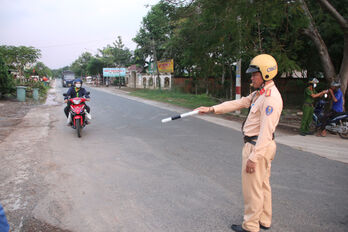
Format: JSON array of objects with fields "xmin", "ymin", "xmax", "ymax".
[
  {"xmin": 0, "ymin": 99, "xmax": 37, "ymax": 143},
  {"xmin": 91, "ymin": 85, "xmax": 348, "ymax": 164}
]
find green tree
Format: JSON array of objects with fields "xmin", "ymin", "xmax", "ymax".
[
  {"xmin": 133, "ymin": 2, "xmax": 176, "ymax": 67},
  {"xmin": 99, "ymin": 36, "xmax": 133, "ymax": 67},
  {"xmin": 71, "ymin": 52, "xmax": 93, "ymax": 77},
  {"xmin": 160, "ymin": 0, "xmax": 347, "ymax": 101},
  {"xmin": 0, "ymin": 55, "xmax": 14, "ymax": 96},
  {"xmin": 0, "ymin": 45, "xmax": 41, "ymax": 81},
  {"xmin": 87, "ymin": 57, "xmax": 105, "ymax": 76},
  {"xmin": 299, "ymin": 0, "xmax": 347, "ymax": 100},
  {"xmin": 133, "ymin": 2, "xmax": 176, "ymax": 89},
  {"xmin": 28, "ymin": 62, "xmax": 52, "ymax": 77}
]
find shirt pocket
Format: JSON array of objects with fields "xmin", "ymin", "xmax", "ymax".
[{"xmin": 250, "ymin": 102, "xmax": 260, "ymax": 114}]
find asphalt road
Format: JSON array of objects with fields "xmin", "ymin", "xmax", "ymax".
[{"xmin": 2, "ymin": 80, "xmax": 348, "ymax": 232}]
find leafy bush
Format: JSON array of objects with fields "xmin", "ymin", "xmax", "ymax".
[
  {"xmin": 17, "ymin": 80, "xmax": 49, "ymax": 98},
  {"xmin": 0, "ymin": 56, "xmax": 15, "ymax": 96}
]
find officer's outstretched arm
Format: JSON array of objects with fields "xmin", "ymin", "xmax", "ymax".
[{"xmin": 213, "ymin": 92, "xmax": 256, "ymax": 114}]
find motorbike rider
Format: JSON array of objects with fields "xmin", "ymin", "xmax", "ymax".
[
  {"xmin": 299, "ymin": 78, "xmax": 327, "ymax": 136},
  {"xmin": 64, "ymin": 78, "xmax": 90, "ymax": 124},
  {"xmin": 318, "ymin": 80, "xmax": 343, "ymax": 137}
]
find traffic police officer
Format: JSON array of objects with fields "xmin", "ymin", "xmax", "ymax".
[{"xmin": 196, "ymin": 54, "xmax": 283, "ymax": 232}]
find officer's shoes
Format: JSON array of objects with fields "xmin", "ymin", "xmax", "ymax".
[
  {"xmin": 305, "ymin": 131, "xmax": 314, "ymax": 135},
  {"xmin": 231, "ymin": 224, "xmax": 250, "ymax": 232},
  {"xmin": 259, "ymin": 223, "xmax": 270, "ymax": 230},
  {"xmin": 299, "ymin": 132, "xmax": 306, "ymax": 136}
]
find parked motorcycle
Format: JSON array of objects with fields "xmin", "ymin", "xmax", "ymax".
[
  {"xmin": 63, "ymin": 93, "xmax": 91, "ymax": 137},
  {"xmin": 312, "ymin": 97, "xmax": 348, "ymax": 139}
]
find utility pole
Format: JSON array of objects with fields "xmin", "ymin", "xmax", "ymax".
[
  {"xmin": 152, "ymin": 39, "xmax": 161, "ymax": 90},
  {"xmin": 235, "ymin": 15, "xmax": 242, "ymax": 114},
  {"xmin": 235, "ymin": 60, "xmax": 242, "ymax": 100}
]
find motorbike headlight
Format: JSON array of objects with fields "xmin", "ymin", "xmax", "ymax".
[
  {"xmin": 72, "ymin": 99, "xmax": 81, "ymax": 104},
  {"xmin": 64, "ymin": 81, "xmax": 66, "ymax": 84}
]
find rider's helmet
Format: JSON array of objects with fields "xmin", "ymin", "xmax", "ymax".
[
  {"xmin": 74, "ymin": 79, "xmax": 83, "ymax": 88},
  {"xmin": 330, "ymin": 80, "xmax": 341, "ymax": 87},
  {"xmin": 308, "ymin": 78, "xmax": 319, "ymax": 84},
  {"xmin": 246, "ymin": 54, "xmax": 278, "ymax": 81}
]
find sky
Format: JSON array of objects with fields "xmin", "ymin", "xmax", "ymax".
[{"xmin": 0, "ymin": 0, "xmax": 160, "ymax": 69}]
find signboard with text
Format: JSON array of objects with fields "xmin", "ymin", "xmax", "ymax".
[
  {"xmin": 157, "ymin": 59, "xmax": 174, "ymax": 73},
  {"xmin": 103, "ymin": 68, "xmax": 126, "ymax": 77}
]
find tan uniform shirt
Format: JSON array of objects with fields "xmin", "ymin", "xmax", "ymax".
[{"xmin": 213, "ymin": 81, "xmax": 283, "ymax": 162}]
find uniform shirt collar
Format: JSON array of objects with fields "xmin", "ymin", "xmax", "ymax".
[{"xmin": 259, "ymin": 81, "xmax": 274, "ymax": 95}]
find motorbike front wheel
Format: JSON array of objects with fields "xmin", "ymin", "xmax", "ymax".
[
  {"xmin": 338, "ymin": 119, "xmax": 348, "ymax": 139},
  {"xmin": 76, "ymin": 118, "xmax": 82, "ymax": 138}
]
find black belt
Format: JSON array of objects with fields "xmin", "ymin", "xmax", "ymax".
[
  {"xmin": 243, "ymin": 136, "xmax": 258, "ymax": 145},
  {"xmin": 243, "ymin": 134, "xmax": 275, "ymax": 146},
  {"xmin": 303, "ymin": 102, "xmax": 313, "ymax": 107}
]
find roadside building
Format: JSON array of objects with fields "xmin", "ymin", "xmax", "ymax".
[{"xmin": 126, "ymin": 64, "xmax": 172, "ymax": 89}]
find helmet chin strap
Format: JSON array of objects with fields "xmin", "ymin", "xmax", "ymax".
[
  {"xmin": 261, "ymin": 81, "xmax": 265, "ymax": 89},
  {"xmin": 255, "ymin": 81, "xmax": 265, "ymax": 91}
]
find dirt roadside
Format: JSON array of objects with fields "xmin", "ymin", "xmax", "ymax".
[
  {"xmin": 0, "ymin": 100, "xmax": 37, "ymax": 143},
  {"xmin": 0, "ymin": 85, "xmax": 71, "ymax": 232}
]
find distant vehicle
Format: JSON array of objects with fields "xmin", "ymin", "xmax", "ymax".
[
  {"xmin": 62, "ymin": 71, "xmax": 75, "ymax": 87},
  {"xmin": 86, "ymin": 76, "xmax": 93, "ymax": 84}
]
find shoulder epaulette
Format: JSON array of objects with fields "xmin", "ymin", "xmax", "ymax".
[{"xmin": 265, "ymin": 89, "xmax": 271, "ymax": 97}]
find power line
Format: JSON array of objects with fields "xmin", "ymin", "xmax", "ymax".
[{"xmin": 36, "ymin": 38, "xmax": 115, "ymax": 49}]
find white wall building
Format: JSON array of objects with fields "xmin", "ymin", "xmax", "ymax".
[{"xmin": 126, "ymin": 65, "xmax": 172, "ymax": 89}]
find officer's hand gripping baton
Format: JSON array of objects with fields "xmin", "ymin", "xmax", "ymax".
[{"xmin": 161, "ymin": 110, "xmax": 199, "ymax": 123}]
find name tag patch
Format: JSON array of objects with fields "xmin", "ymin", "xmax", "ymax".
[{"xmin": 266, "ymin": 106, "xmax": 273, "ymax": 116}]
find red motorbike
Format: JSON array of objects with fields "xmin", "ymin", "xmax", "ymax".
[{"xmin": 63, "ymin": 93, "xmax": 90, "ymax": 137}]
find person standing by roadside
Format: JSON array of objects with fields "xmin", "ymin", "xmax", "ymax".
[
  {"xmin": 329, "ymin": 81, "xmax": 343, "ymax": 113},
  {"xmin": 0, "ymin": 203, "xmax": 10, "ymax": 232},
  {"xmin": 299, "ymin": 78, "xmax": 327, "ymax": 136},
  {"xmin": 196, "ymin": 54, "xmax": 282, "ymax": 232},
  {"xmin": 318, "ymin": 80, "xmax": 343, "ymax": 137}
]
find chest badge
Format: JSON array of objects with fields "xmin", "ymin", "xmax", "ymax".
[{"xmin": 266, "ymin": 106, "xmax": 273, "ymax": 116}]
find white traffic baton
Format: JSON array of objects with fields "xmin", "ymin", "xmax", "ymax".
[{"xmin": 161, "ymin": 110, "xmax": 199, "ymax": 123}]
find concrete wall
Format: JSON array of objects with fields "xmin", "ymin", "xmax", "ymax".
[{"xmin": 126, "ymin": 72, "xmax": 172, "ymax": 89}]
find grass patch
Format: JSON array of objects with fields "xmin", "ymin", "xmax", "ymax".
[{"xmin": 130, "ymin": 89, "xmax": 219, "ymax": 109}]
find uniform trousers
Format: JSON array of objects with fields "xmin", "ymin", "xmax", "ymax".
[
  {"xmin": 241, "ymin": 141, "xmax": 276, "ymax": 232},
  {"xmin": 300, "ymin": 104, "xmax": 314, "ymax": 133}
]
